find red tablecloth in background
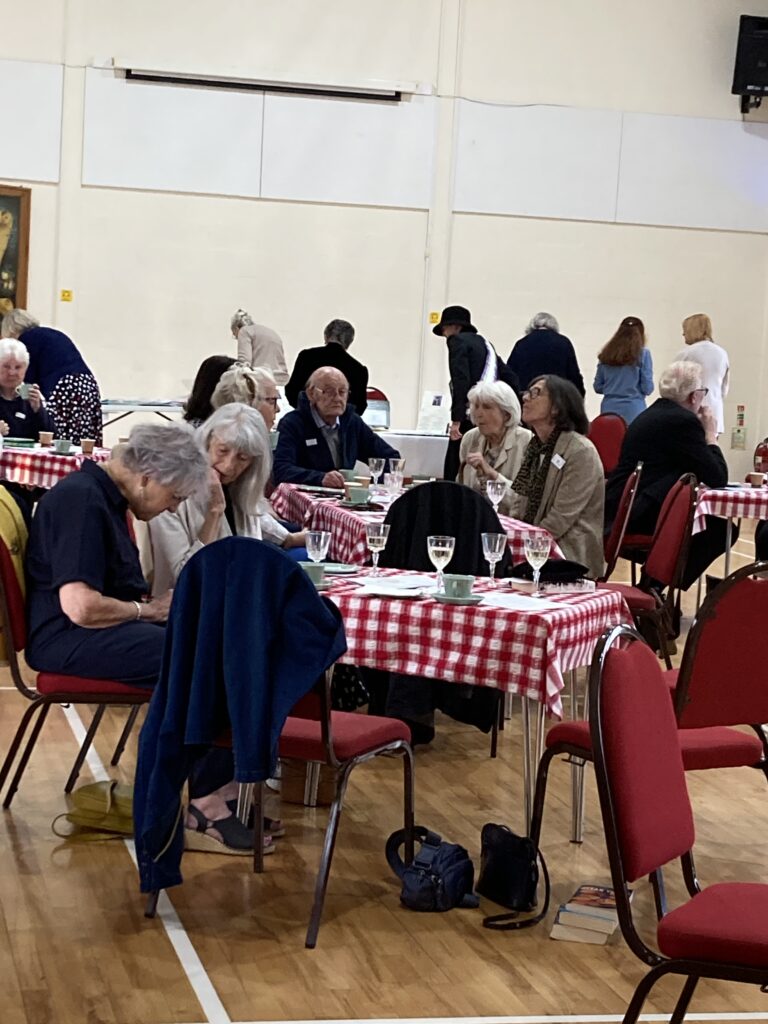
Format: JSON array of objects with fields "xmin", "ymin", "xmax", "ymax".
[{"xmin": 0, "ymin": 446, "xmax": 111, "ymax": 489}]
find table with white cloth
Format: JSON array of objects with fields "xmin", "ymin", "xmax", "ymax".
[
  {"xmin": 270, "ymin": 482, "xmax": 564, "ymax": 567},
  {"xmin": 325, "ymin": 568, "xmax": 630, "ymax": 827},
  {"xmin": 694, "ymin": 485, "xmax": 768, "ymax": 574},
  {"xmin": 375, "ymin": 431, "xmax": 448, "ymax": 478},
  {"xmin": 0, "ymin": 445, "xmax": 111, "ymax": 489},
  {"xmin": 101, "ymin": 400, "xmax": 185, "ymax": 430}
]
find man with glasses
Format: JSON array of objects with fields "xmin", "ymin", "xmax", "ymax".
[
  {"xmin": 273, "ymin": 366, "xmax": 399, "ymax": 488},
  {"xmin": 605, "ymin": 359, "xmax": 732, "ymax": 590}
]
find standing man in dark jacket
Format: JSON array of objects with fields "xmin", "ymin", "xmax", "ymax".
[
  {"xmin": 507, "ymin": 312, "xmax": 585, "ymax": 396},
  {"xmin": 285, "ymin": 319, "xmax": 369, "ymax": 414},
  {"xmin": 605, "ymin": 360, "xmax": 731, "ymax": 589},
  {"xmin": 273, "ymin": 367, "xmax": 399, "ymax": 487},
  {"xmin": 434, "ymin": 305, "xmax": 519, "ymax": 480}
]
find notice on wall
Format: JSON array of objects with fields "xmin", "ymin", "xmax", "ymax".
[{"xmin": 417, "ymin": 391, "xmax": 450, "ymax": 435}]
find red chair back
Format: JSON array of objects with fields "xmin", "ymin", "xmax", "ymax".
[
  {"xmin": 0, "ymin": 538, "xmax": 27, "ymax": 653},
  {"xmin": 601, "ymin": 461, "xmax": 642, "ymax": 580},
  {"xmin": 591, "ymin": 627, "xmax": 695, "ymax": 885},
  {"xmin": 588, "ymin": 414, "xmax": 627, "ymax": 475},
  {"xmin": 675, "ymin": 562, "xmax": 768, "ymax": 729},
  {"xmin": 642, "ymin": 474, "xmax": 696, "ymax": 589},
  {"xmin": 366, "ymin": 386, "xmax": 388, "ymax": 402}
]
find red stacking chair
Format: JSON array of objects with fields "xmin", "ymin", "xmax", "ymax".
[
  {"xmin": 601, "ymin": 473, "xmax": 697, "ymax": 669},
  {"xmin": 529, "ymin": 561, "xmax": 768, "ymax": 849},
  {"xmin": 588, "ymin": 413, "xmax": 626, "ymax": 475},
  {"xmin": 599, "ymin": 461, "xmax": 643, "ymax": 582},
  {"xmin": 589, "ymin": 624, "xmax": 768, "ymax": 1024},
  {"xmin": 276, "ymin": 669, "xmax": 415, "ymax": 948},
  {"xmin": 0, "ymin": 539, "xmax": 152, "ymax": 806}
]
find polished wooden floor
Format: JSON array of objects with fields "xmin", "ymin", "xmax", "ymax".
[{"xmin": 0, "ymin": 535, "xmax": 764, "ymax": 1024}]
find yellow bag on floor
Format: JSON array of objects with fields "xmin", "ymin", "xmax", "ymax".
[
  {"xmin": 52, "ymin": 780, "xmax": 134, "ymax": 842},
  {"xmin": 0, "ymin": 488, "xmax": 27, "ymax": 664}
]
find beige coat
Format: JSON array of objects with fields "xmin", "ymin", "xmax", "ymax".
[
  {"xmin": 458, "ymin": 425, "xmax": 532, "ymax": 515},
  {"xmin": 505, "ymin": 431, "xmax": 605, "ymax": 579},
  {"xmin": 236, "ymin": 323, "xmax": 289, "ymax": 384}
]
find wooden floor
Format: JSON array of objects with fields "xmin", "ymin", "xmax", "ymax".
[{"xmin": 0, "ymin": 534, "xmax": 765, "ymax": 1024}]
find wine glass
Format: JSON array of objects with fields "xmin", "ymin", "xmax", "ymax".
[
  {"xmin": 390, "ymin": 458, "xmax": 406, "ymax": 474},
  {"xmin": 427, "ymin": 535, "xmax": 455, "ymax": 592},
  {"xmin": 524, "ymin": 532, "xmax": 551, "ymax": 592},
  {"xmin": 368, "ymin": 457, "xmax": 385, "ymax": 485},
  {"xmin": 306, "ymin": 530, "xmax": 331, "ymax": 564},
  {"xmin": 366, "ymin": 522, "xmax": 390, "ymax": 577},
  {"xmin": 383, "ymin": 471, "xmax": 403, "ymax": 500},
  {"xmin": 481, "ymin": 532, "xmax": 507, "ymax": 585},
  {"xmin": 486, "ymin": 478, "xmax": 507, "ymax": 516}
]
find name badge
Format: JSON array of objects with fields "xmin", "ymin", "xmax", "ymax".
[
  {"xmin": 551, "ymin": 454, "xmax": 565, "ymax": 470},
  {"xmin": 14, "ymin": 412, "xmax": 26, "ymax": 420},
  {"xmin": 306, "ymin": 438, "xmax": 318, "ymax": 447}
]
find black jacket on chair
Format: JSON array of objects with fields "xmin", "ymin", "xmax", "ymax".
[{"xmin": 285, "ymin": 345, "xmax": 369, "ymax": 414}]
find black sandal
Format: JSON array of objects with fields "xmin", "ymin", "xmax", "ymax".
[
  {"xmin": 225, "ymin": 800, "xmax": 286, "ymax": 837},
  {"xmin": 184, "ymin": 805, "xmax": 274, "ymax": 856}
]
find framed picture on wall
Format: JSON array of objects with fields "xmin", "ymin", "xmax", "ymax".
[{"xmin": 0, "ymin": 185, "xmax": 31, "ymax": 319}]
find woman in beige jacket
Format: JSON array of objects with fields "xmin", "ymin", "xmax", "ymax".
[
  {"xmin": 457, "ymin": 380, "xmax": 531, "ymax": 514},
  {"xmin": 507, "ymin": 374, "xmax": 605, "ymax": 578}
]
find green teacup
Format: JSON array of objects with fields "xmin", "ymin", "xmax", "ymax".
[
  {"xmin": 299, "ymin": 561, "xmax": 325, "ymax": 585},
  {"xmin": 442, "ymin": 573, "xmax": 475, "ymax": 599},
  {"xmin": 345, "ymin": 485, "xmax": 369, "ymax": 504},
  {"xmin": 339, "ymin": 468, "xmax": 357, "ymax": 481},
  {"xmin": 15, "ymin": 383, "xmax": 31, "ymax": 400},
  {"xmin": 269, "ymin": 430, "xmax": 279, "ymax": 451},
  {"xmin": 53, "ymin": 439, "xmax": 72, "ymax": 454}
]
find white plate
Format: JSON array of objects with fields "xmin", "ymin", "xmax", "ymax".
[
  {"xmin": 324, "ymin": 564, "xmax": 359, "ymax": 575},
  {"xmin": 433, "ymin": 593, "xmax": 484, "ymax": 606},
  {"xmin": 357, "ymin": 586, "xmax": 426, "ymax": 600}
]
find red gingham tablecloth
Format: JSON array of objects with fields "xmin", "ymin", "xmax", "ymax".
[
  {"xmin": 694, "ymin": 486, "xmax": 768, "ymax": 534},
  {"xmin": 326, "ymin": 570, "xmax": 629, "ymax": 718},
  {"xmin": 270, "ymin": 483, "xmax": 563, "ymax": 566},
  {"xmin": 0, "ymin": 446, "xmax": 111, "ymax": 489}
]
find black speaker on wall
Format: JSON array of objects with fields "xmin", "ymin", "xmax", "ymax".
[{"xmin": 732, "ymin": 14, "xmax": 768, "ymax": 110}]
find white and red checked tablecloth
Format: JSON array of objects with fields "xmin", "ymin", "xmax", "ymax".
[
  {"xmin": 325, "ymin": 570, "xmax": 629, "ymax": 719},
  {"xmin": 694, "ymin": 486, "xmax": 768, "ymax": 533},
  {"xmin": 0, "ymin": 446, "xmax": 111, "ymax": 489},
  {"xmin": 270, "ymin": 483, "xmax": 562, "ymax": 567}
]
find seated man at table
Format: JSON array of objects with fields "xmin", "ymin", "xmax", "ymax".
[
  {"xmin": 273, "ymin": 367, "xmax": 399, "ymax": 488},
  {"xmin": 605, "ymin": 360, "xmax": 732, "ymax": 589}
]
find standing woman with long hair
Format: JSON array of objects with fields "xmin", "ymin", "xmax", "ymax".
[
  {"xmin": 593, "ymin": 315, "xmax": 653, "ymax": 424},
  {"xmin": 675, "ymin": 313, "xmax": 729, "ymax": 436}
]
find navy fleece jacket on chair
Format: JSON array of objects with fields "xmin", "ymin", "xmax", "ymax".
[{"xmin": 134, "ymin": 536, "xmax": 347, "ymax": 894}]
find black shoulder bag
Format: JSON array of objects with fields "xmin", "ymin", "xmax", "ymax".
[
  {"xmin": 386, "ymin": 826, "xmax": 479, "ymax": 912},
  {"xmin": 475, "ymin": 823, "xmax": 550, "ymax": 930}
]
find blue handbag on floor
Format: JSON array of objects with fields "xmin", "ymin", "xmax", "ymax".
[{"xmin": 386, "ymin": 826, "xmax": 479, "ymax": 912}]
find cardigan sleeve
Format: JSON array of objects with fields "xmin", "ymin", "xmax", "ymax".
[
  {"xmin": 639, "ymin": 348, "xmax": 654, "ymax": 396},
  {"xmin": 147, "ymin": 505, "xmax": 205, "ymax": 595}
]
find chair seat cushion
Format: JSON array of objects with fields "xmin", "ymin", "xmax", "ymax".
[
  {"xmin": 599, "ymin": 582, "xmax": 657, "ymax": 611},
  {"xmin": 36, "ymin": 672, "xmax": 151, "ymax": 700},
  {"xmin": 545, "ymin": 720, "xmax": 591, "ymax": 752},
  {"xmin": 658, "ymin": 883, "xmax": 768, "ymax": 966},
  {"xmin": 620, "ymin": 533, "xmax": 653, "ymax": 551},
  {"xmin": 279, "ymin": 711, "xmax": 410, "ymax": 763},
  {"xmin": 679, "ymin": 727, "xmax": 764, "ymax": 771}
]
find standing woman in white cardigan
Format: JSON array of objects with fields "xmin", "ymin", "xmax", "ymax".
[{"xmin": 675, "ymin": 313, "xmax": 729, "ymax": 436}]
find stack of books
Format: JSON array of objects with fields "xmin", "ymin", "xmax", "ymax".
[{"xmin": 550, "ymin": 883, "xmax": 623, "ymax": 945}]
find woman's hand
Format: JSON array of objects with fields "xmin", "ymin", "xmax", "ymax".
[
  {"xmin": 0, "ymin": 420, "xmax": 9, "ymax": 437},
  {"xmin": 282, "ymin": 529, "xmax": 307, "ymax": 550},
  {"xmin": 140, "ymin": 590, "xmax": 173, "ymax": 623},
  {"xmin": 27, "ymin": 384, "xmax": 43, "ymax": 412},
  {"xmin": 698, "ymin": 405, "xmax": 718, "ymax": 445},
  {"xmin": 449, "ymin": 421, "xmax": 462, "ymax": 442},
  {"xmin": 198, "ymin": 469, "xmax": 226, "ymax": 545},
  {"xmin": 466, "ymin": 451, "xmax": 497, "ymax": 480}
]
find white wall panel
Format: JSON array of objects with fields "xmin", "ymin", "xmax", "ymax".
[{"xmin": 0, "ymin": 59, "xmax": 63, "ymax": 183}]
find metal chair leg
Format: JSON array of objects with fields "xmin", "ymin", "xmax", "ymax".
[
  {"xmin": 145, "ymin": 891, "xmax": 160, "ymax": 918},
  {"xmin": 649, "ymin": 868, "xmax": 667, "ymax": 919},
  {"xmin": 304, "ymin": 762, "xmax": 321, "ymax": 807},
  {"xmin": 3, "ymin": 702, "xmax": 53, "ymax": 808},
  {"xmin": 402, "ymin": 744, "xmax": 415, "ymax": 863},
  {"xmin": 305, "ymin": 764, "xmax": 352, "ymax": 949},
  {"xmin": 528, "ymin": 745, "xmax": 559, "ymax": 848},
  {"xmin": 64, "ymin": 705, "xmax": 106, "ymax": 793},
  {"xmin": 0, "ymin": 697, "xmax": 47, "ymax": 798},
  {"xmin": 623, "ymin": 965, "xmax": 668, "ymax": 1024},
  {"xmin": 670, "ymin": 976, "xmax": 699, "ymax": 1024},
  {"xmin": 252, "ymin": 783, "xmax": 265, "ymax": 874},
  {"xmin": 110, "ymin": 705, "xmax": 141, "ymax": 766},
  {"xmin": 489, "ymin": 693, "xmax": 501, "ymax": 758}
]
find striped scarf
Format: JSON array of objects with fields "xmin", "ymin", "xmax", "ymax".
[{"xmin": 511, "ymin": 430, "xmax": 561, "ymax": 524}]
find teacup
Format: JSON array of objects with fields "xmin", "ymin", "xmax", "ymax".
[
  {"xmin": 442, "ymin": 573, "xmax": 475, "ymax": 599},
  {"xmin": 299, "ymin": 561, "xmax": 325, "ymax": 585},
  {"xmin": 39, "ymin": 431, "xmax": 53, "ymax": 447},
  {"xmin": 53, "ymin": 438, "xmax": 72, "ymax": 454},
  {"xmin": 80, "ymin": 438, "xmax": 96, "ymax": 455},
  {"xmin": 345, "ymin": 485, "xmax": 370, "ymax": 505},
  {"xmin": 748, "ymin": 472, "xmax": 765, "ymax": 487},
  {"xmin": 339, "ymin": 469, "xmax": 357, "ymax": 481},
  {"xmin": 269, "ymin": 431, "xmax": 279, "ymax": 451},
  {"xmin": 15, "ymin": 383, "xmax": 31, "ymax": 400}
]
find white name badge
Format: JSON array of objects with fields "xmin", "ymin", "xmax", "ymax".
[
  {"xmin": 551, "ymin": 454, "xmax": 565, "ymax": 470},
  {"xmin": 14, "ymin": 412, "xmax": 26, "ymax": 420},
  {"xmin": 306, "ymin": 438, "xmax": 318, "ymax": 447}
]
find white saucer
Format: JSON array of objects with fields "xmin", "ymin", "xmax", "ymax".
[
  {"xmin": 433, "ymin": 593, "xmax": 483, "ymax": 606},
  {"xmin": 314, "ymin": 581, "xmax": 331, "ymax": 592},
  {"xmin": 324, "ymin": 564, "xmax": 359, "ymax": 575}
]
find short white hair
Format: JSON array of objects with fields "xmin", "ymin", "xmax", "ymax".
[
  {"xmin": 199, "ymin": 402, "xmax": 270, "ymax": 513},
  {"xmin": 230, "ymin": 308, "xmax": 254, "ymax": 332},
  {"xmin": 119, "ymin": 422, "xmax": 208, "ymax": 496},
  {"xmin": 0, "ymin": 338, "xmax": 30, "ymax": 365},
  {"xmin": 1, "ymin": 309, "xmax": 39, "ymax": 339},
  {"xmin": 526, "ymin": 312, "xmax": 559, "ymax": 334},
  {"xmin": 211, "ymin": 364, "xmax": 276, "ymax": 410},
  {"xmin": 467, "ymin": 380, "xmax": 522, "ymax": 427},
  {"xmin": 658, "ymin": 360, "xmax": 703, "ymax": 403}
]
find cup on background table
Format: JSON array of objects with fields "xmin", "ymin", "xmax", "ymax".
[
  {"xmin": 442, "ymin": 574, "xmax": 475, "ymax": 599},
  {"xmin": 80, "ymin": 438, "xmax": 96, "ymax": 455},
  {"xmin": 39, "ymin": 431, "xmax": 53, "ymax": 447},
  {"xmin": 15, "ymin": 383, "xmax": 31, "ymax": 400},
  {"xmin": 54, "ymin": 438, "xmax": 72, "ymax": 454},
  {"xmin": 747, "ymin": 472, "xmax": 765, "ymax": 487},
  {"xmin": 299, "ymin": 561, "xmax": 326, "ymax": 585},
  {"xmin": 345, "ymin": 485, "xmax": 369, "ymax": 504},
  {"xmin": 340, "ymin": 469, "xmax": 357, "ymax": 481}
]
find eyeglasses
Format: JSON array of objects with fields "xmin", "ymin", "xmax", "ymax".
[
  {"xmin": 690, "ymin": 387, "xmax": 709, "ymax": 398},
  {"xmin": 261, "ymin": 396, "xmax": 279, "ymax": 406},
  {"xmin": 314, "ymin": 387, "xmax": 349, "ymax": 398},
  {"xmin": 522, "ymin": 385, "xmax": 546, "ymax": 400}
]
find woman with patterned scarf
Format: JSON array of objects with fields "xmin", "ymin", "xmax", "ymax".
[{"xmin": 507, "ymin": 375, "xmax": 605, "ymax": 578}]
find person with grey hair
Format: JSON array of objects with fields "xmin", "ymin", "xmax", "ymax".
[
  {"xmin": 0, "ymin": 309, "xmax": 102, "ymax": 444},
  {"xmin": 285, "ymin": 317, "xmax": 369, "ymax": 413},
  {"xmin": 606, "ymin": 360, "xmax": 731, "ymax": 590},
  {"xmin": 507, "ymin": 311, "xmax": 585, "ymax": 397},
  {"xmin": 457, "ymin": 380, "xmax": 531, "ymax": 514},
  {"xmin": 230, "ymin": 308, "xmax": 288, "ymax": 384},
  {"xmin": 149, "ymin": 403, "xmax": 306, "ymax": 594},
  {"xmin": 212, "ymin": 363, "xmax": 281, "ymax": 431}
]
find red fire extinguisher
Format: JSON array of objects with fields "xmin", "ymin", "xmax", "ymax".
[{"xmin": 755, "ymin": 437, "xmax": 768, "ymax": 474}]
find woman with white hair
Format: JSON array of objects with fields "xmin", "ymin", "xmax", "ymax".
[
  {"xmin": 1, "ymin": 309, "xmax": 102, "ymax": 444},
  {"xmin": 507, "ymin": 311, "xmax": 585, "ymax": 397},
  {"xmin": 230, "ymin": 309, "xmax": 289, "ymax": 384},
  {"xmin": 457, "ymin": 380, "xmax": 531, "ymax": 514},
  {"xmin": 0, "ymin": 337, "xmax": 55, "ymax": 439},
  {"xmin": 674, "ymin": 313, "xmax": 729, "ymax": 435},
  {"xmin": 212, "ymin": 363, "xmax": 281, "ymax": 431}
]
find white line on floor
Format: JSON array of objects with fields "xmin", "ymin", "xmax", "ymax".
[
  {"xmin": 62, "ymin": 705, "xmax": 231, "ymax": 1024},
  {"xmin": 221, "ymin": 1015, "xmax": 768, "ymax": 1024}
]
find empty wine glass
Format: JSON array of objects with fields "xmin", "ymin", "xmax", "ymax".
[
  {"xmin": 389, "ymin": 458, "xmax": 406, "ymax": 474},
  {"xmin": 481, "ymin": 532, "xmax": 507, "ymax": 585},
  {"xmin": 366, "ymin": 522, "xmax": 390, "ymax": 577},
  {"xmin": 383, "ymin": 471, "xmax": 403, "ymax": 501},
  {"xmin": 486, "ymin": 478, "xmax": 507, "ymax": 516},
  {"xmin": 524, "ymin": 532, "xmax": 551, "ymax": 591},
  {"xmin": 427, "ymin": 534, "xmax": 455, "ymax": 592},
  {"xmin": 368, "ymin": 457, "xmax": 385, "ymax": 485},
  {"xmin": 306, "ymin": 530, "xmax": 331, "ymax": 564}
]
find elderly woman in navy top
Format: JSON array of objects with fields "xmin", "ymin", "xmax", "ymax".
[
  {"xmin": 1, "ymin": 308, "xmax": 102, "ymax": 445},
  {"xmin": 25, "ymin": 422, "xmax": 262, "ymax": 854}
]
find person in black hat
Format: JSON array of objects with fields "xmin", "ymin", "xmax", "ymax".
[{"xmin": 433, "ymin": 305, "xmax": 519, "ymax": 480}]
